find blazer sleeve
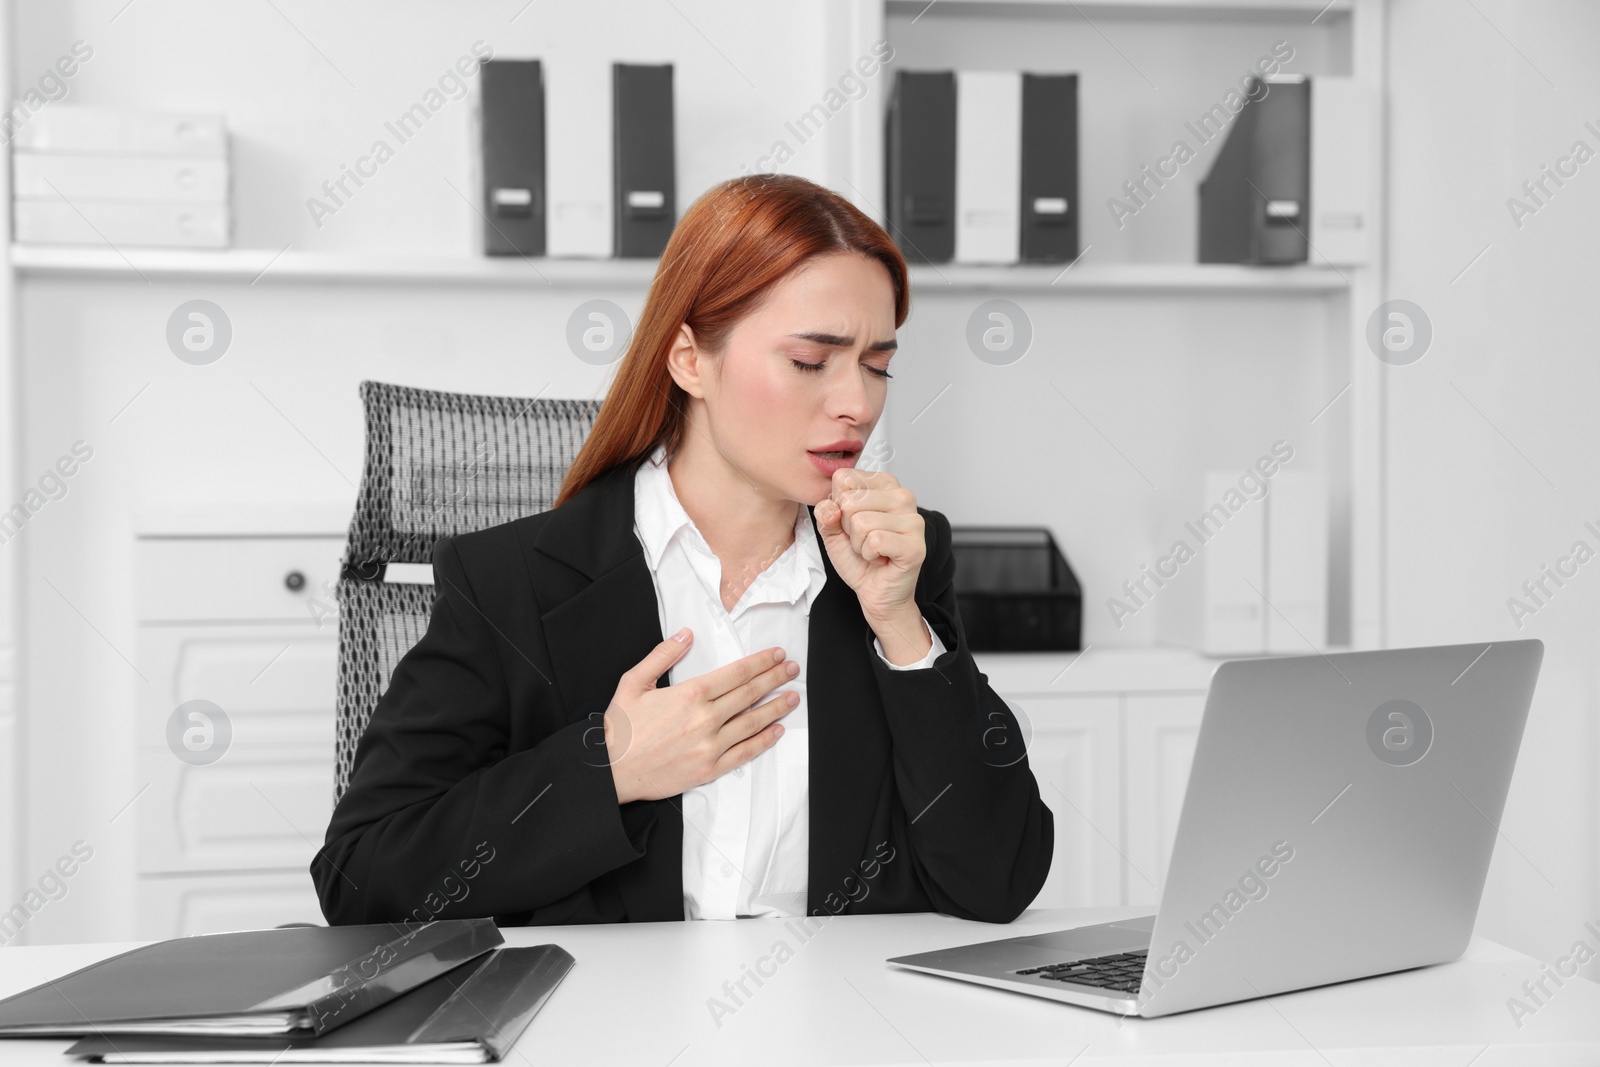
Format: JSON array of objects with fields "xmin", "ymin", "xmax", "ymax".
[
  {"xmin": 864, "ymin": 506, "xmax": 1055, "ymax": 923},
  {"xmin": 311, "ymin": 532, "xmax": 655, "ymax": 925}
]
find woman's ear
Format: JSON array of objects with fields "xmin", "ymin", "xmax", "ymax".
[{"xmin": 665, "ymin": 323, "xmax": 709, "ymax": 400}]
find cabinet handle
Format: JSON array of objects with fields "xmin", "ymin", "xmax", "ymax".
[{"xmin": 284, "ymin": 570, "xmax": 306, "ymax": 592}]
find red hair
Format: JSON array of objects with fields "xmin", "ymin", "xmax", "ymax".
[{"xmin": 554, "ymin": 174, "xmax": 910, "ymax": 509}]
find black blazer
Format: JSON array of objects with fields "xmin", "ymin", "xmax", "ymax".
[{"xmin": 312, "ymin": 457, "xmax": 1053, "ymax": 926}]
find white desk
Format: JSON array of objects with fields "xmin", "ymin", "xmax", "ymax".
[{"xmin": 2, "ymin": 908, "xmax": 1598, "ymax": 1065}]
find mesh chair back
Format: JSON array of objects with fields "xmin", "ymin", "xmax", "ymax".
[{"xmin": 335, "ymin": 380, "xmax": 600, "ymax": 804}]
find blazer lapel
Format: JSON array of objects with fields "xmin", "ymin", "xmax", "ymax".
[{"xmin": 525, "ymin": 459, "xmax": 684, "ymax": 923}]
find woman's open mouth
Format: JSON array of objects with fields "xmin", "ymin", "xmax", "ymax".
[{"xmin": 807, "ymin": 444, "xmax": 861, "ymax": 476}]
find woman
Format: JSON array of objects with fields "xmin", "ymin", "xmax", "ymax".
[{"xmin": 312, "ymin": 174, "xmax": 1053, "ymax": 928}]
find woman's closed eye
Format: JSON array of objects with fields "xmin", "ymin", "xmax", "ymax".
[{"xmin": 791, "ymin": 359, "xmax": 892, "ymax": 380}]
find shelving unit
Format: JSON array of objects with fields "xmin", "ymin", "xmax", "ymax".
[
  {"xmin": 6, "ymin": 245, "xmax": 655, "ymax": 287},
  {"xmin": 883, "ymin": 0, "xmax": 1351, "ymax": 11},
  {"xmin": 906, "ymin": 262, "xmax": 1349, "ymax": 292},
  {"xmin": 830, "ymin": 0, "xmax": 1387, "ymax": 652},
  {"xmin": 9, "ymin": 244, "xmax": 1350, "ymax": 293}
]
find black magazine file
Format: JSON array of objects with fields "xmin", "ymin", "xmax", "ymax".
[{"xmin": 949, "ymin": 526, "xmax": 1082, "ymax": 652}]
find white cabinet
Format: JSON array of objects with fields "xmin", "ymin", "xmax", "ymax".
[
  {"xmin": 1017, "ymin": 696, "xmax": 1121, "ymax": 910},
  {"xmin": 135, "ymin": 530, "xmax": 344, "ymax": 939},
  {"xmin": 979, "ymin": 650, "xmax": 1215, "ymax": 912},
  {"xmin": 1123, "ymin": 694, "xmax": 1206, "ymax": 908}
]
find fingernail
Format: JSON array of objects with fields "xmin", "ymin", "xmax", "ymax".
[
  {"xmin": 772, "ymin": 647, "xmax": 785, "ymax": 661},
  {"xmin": 675, "ymin": 627, "xmax": 690, "ymax": 642}
]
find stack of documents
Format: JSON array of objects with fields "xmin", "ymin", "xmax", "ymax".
[
  {"xmin": 0, "ymin": 918, "xmax": 575, "ymax": 1063},
  {"xmin": 12, "ymin": 105, "xmax": 232, "ymax": 248}
]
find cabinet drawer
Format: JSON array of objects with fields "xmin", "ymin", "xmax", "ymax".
[
  {"xmin": 137, "ymin": 537, "xmax": 344, "ymax": 622},
  {"xmin": 137, "ymin": 745, "xmax": 334, "ymax": 874},
  {"xmin": 137, "ymin": 627, "xmax": 337, "ymax": 749}
]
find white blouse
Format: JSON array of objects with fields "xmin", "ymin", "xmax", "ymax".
[{"xmin": 631, "ymin": 443, "xmax": 946, "ymax": 920}]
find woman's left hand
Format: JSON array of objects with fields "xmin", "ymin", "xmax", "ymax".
[{"xmin": 813, "ymin": 469, "xmax": 926, "ymax": 623}]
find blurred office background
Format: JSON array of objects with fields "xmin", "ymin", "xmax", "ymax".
[{"xmin": 0, "ymin": 0, "xmax": 1594, "ymax": 984}]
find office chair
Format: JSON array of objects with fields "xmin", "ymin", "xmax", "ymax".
[{"xmin": 333, "ymin": 380, "xmax": 601, "ymax": 807}]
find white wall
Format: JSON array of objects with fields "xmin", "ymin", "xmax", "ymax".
[{"xmin": 1385, "ymin": 0, "xmax": 1600, "ymax": 975}]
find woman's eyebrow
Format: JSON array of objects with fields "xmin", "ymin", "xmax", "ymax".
[{"xmin": 787, "ymin": 330, "xmax": 898, "ymax": 353}]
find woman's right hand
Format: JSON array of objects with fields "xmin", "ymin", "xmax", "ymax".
[{"xmin": 603, "ymin": 628, "xmax": 800, "ymax": 805}]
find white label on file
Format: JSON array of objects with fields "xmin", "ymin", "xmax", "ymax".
[
  {"xmin": 627, "ymin": 190, "xmax": 665, "ymax": 209},
  {"xmin": 1032, "ymin": 197, "xmax": 1068, "ymax": 215},
  {"xmin": 1265, "ymin": 200, "xmax": 1300, "ymax": 218},
  {"xmin": 492, "ymin": 188, "xmax": 532, "ymax": 207}
]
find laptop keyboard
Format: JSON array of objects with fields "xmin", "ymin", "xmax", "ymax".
[{"xmin": 1015, "ymin": 950, "xmax": 1147, "ymax": 993}]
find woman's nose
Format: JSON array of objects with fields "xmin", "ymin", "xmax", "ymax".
[{"xmin": 825, "ymin": 366, "xmax": 876, "ymax": 422}]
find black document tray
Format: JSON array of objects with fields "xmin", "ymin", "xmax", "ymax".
[{"xmin": 949, "ymin": 526, "xmax": 1082, "ymax": 652}]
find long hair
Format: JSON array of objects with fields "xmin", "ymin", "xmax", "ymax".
[{"xmin": 553, "ymin": 174, "xmax": 910, "ymax": 509}]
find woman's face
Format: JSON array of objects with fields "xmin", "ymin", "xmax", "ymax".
[{"xmin": 674, "ymin": 252, "xmax": 899, "ymax": 507}]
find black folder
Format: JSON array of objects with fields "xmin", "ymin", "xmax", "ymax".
[
  {"xmin": 1197, "ymin": 74, "xmax": 1309, "ymax": 265},
  {"xmin": 1019, "ymin": 73, "xmax": 1079, "ymax": 264},
  {"xmin": 479, "ymin": 58, "xmax": 546, "ymax": 257},
  {"xmin": 63, "ymin": 946, "xmax": 574, "ymax": 1064},
  {"xmin": 885, "ymin": 70, "xmax": 955, "ymax": 263},
  {"xmin": 612, "ymin": 62, "xmax": 675, "ymax": 258},
  {"xmin": 0, "ymin": 919, "xmax": 502, "ymax": 1038}
]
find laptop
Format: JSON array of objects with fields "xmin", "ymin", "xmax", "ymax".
[{"xmin": 886, "ymin": 639, "xmax": 1544, "ymax": 1018}]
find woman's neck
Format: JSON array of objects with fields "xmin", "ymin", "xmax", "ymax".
[{"xmin": 665, "ymin": 441, "xmax": 800, "ymax": 569}]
